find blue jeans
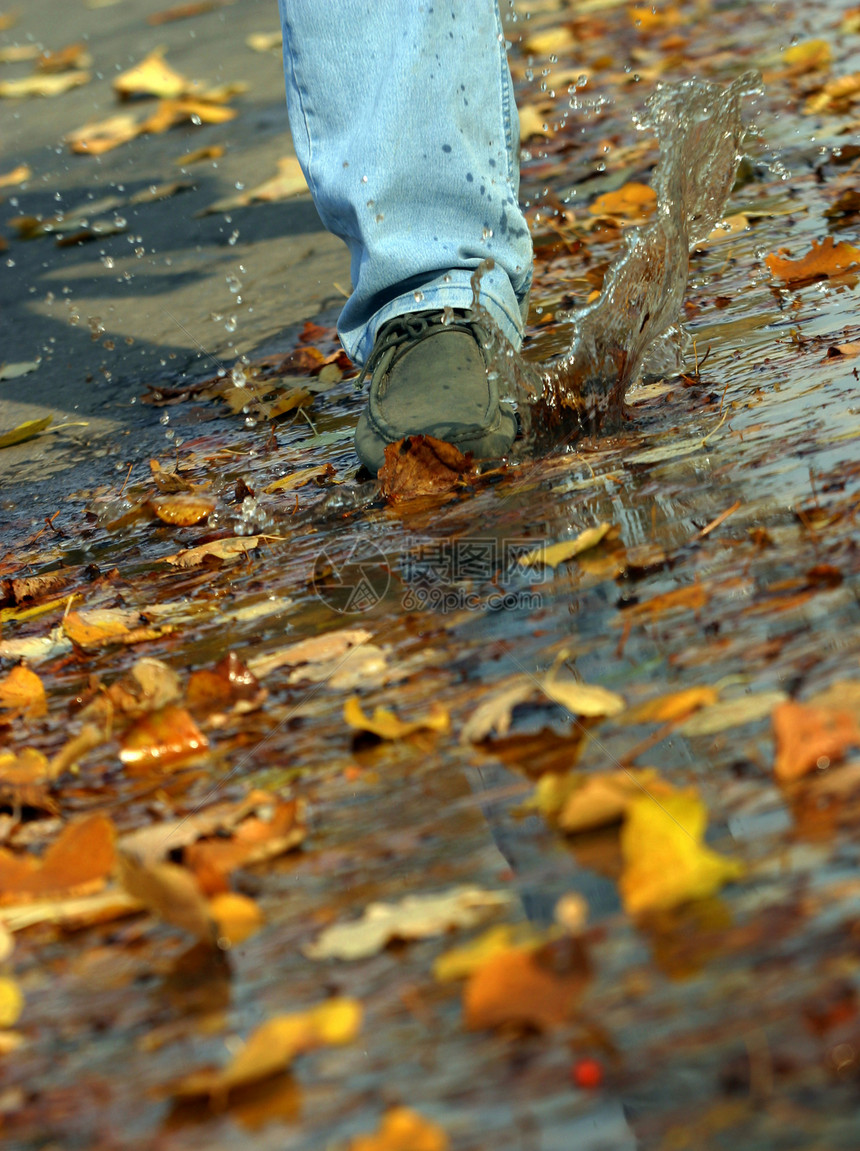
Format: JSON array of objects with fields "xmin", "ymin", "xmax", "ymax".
[{"xmin": 277, "ymin": 0, "xmax": 533, "ymax": 365}]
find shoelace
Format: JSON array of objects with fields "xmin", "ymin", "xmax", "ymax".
[{"xmin": 355, "ymin": 309, "xmax": 480, "ymax": 391}]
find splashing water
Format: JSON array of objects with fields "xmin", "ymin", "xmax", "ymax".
[{"xmin": 473, "ymin": 72, "xmax": 763, "ymax": 453}]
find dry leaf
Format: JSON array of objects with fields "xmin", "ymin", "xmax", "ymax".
[
  {"xmin": 678, "ymin": 690, "xmax": 788, "ymax": 736},
  {"xmin": 119, "ymin": 704, "xmax": 209, "ymax": 772},
  {"xmin": 172, "ymin": 999, "xmax": 362, "ymax": 1100},
  {"xmin": 765, "ymin": 237, "xmax": 860, "ymax": 285},
  {"xmin": 0, "ymin": 747, "xmax": 58, "ymax": 815},
  {"xmin": 806, "ymin": 71, "xmax": 860, "ymax": 114},
  {"xmin": 518, "ymin": 102, "xmax": 555, "ymax": 141},
  {"xmin": 0, "ymin": 163, "xmax": 31, "ymax": 188},
  {"xmin": 263, "ymin": 463, "xmax": 335, "ymax": 494},
  {"xmin": 589, "ymin": 183, "xmax": 657, "ymax": 220},
  {"xmin": 148, "ymin": 493, "xmax": 217, "ymax": 525},
  {"xmin": 0, "ymin": 978, "xmax": 24, "ymax": 1028},
  {"xmin": 37, "ymin": 43, "xmax": 92, "ymax": 73},
  {"xmin": 464, "ymin": 936, "xmax": 590, "ymax": 1031},
  {"xmin": 0, "ymin": 71, "xmax": 90, "ymax": 98},
  {"xmin": 0, "ymin": 889, "xmax": 142, "ymax": 933},
  {"xmin": 378, "ymin": 435, "xmax": 477, "ymax": 499},
  {"xmin": 185, "ymin": 797, "xmax": 305, "ymax": 884},
  {"xmin": 175, "ymin": 143, "xmax": 225, "ymax": 165},
  {"xmin": 517, "ymin": 522, "xmax": 615, "ymax": 568},
  {"xmin": 531, "ymin": 767, "xmax": 670, "ymax": 833},
  {"xmin": 118, "ymin": 853, "xmax": 215, "ymax": 942},
  {"xmin": 248, "ymin": 627, "xmax": 372, "ymax": 678},
  {"xmin": 433, "ymin": 924, "xmax": 543, "ymax": 982},
  {"xmin": 619, "ymin": 791, "xmax": 744, "ymax": 915},
  {"xmin": 460, "ymin": 678, "xmax": 536, "ymax": 743},
  {"xmin": 0, "ymin": 665, "xmax": 47, "ymax": 717},
  {"xmin": 348, "ymin": 1108, "xmax": 449, "ymax": 1151},
  {"xmin": 113, "ymin": 48, "xmax": 189, "ymax": 100},
  {"xmin": 0, "ymin": 415, "xmax": 52, "ymax": 449},
  {"xmin": 782, "ymin": 38, "xmax": 831, "ymax": 74},
  {"xmin": 523, "ymin": 26, "xmax": 577, "ymax": 56},
  {"xmin": 163, "ymin": 535, "xmax": 260, "ymax": 567},
  {"xmin": 66, "ymin": 112, "xmax": 147, "ymax": 155},
  {"xmin": 199, "ymin": 156, "xmax": 308, "ymax": 215},
  {"xmin": 343, "ymin": 695, "xmax": 450, "ymax": 740},
  {"xmin": 620, "ymin": 685, "xmax": 719, "ymax": 724},
  {"xmin": 540, "ymin": 674, "xmax": 626, "ymax": 718},
  {"xmin": 246, "ymin": 31, "xmax": 282, "ymax": 52},
  {"xmin": 304, "ymin": 887, "xmax": 513, "ymax": 961},
  {"xmin": 772, "ymin": 699, "xmax": 860, "ymax": 781},
  {"xmin": 0, "ymin": 815, "xmax": 115, "ymax": 905},
  {"xmin": 208, "ymin": 892, "xmax": 264, "ymax": 945}
]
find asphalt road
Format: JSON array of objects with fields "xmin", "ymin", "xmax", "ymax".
[{"xmin": 0, "ymin": 0, "xmax": 348, "ymax": 493}]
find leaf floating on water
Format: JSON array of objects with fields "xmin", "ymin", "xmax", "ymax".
[
  {"xmin": 517, "ymin": 522, "xmax": 615, "ymax": 568},
  {"xmin": 117, "ymin": 854, "xmax": 216, "ymax": 942},
  {"xmin": 207, "ymin": 892, "xmax": 264, "ymax": 946},
  {"xmin": 378, "ymin": 434, "xmax": 477, "ymax": 501},
  {"xmin": 620, "ymin": 685, "xmax": 720, "ymax": 724},
  {"xmin": 620, "ymin": 791, "xmax": 744, "ymax": 915},
  {"xmin": 531, "ymin": 768, "xmax": 671, "ymax": 834},
  {"xmin": 247, "ymin": 626, "xmax": 372, "ymax": 678},
  {"xmin": 0, "ymin": 415, "xmax": 51, "ymax": 448},
  {"xmin": 119, "ymin": 704, "xmax": 209, "ymax": 772},
  {"xmin": 765, "ymin": 237, "xmax": 860, "ymax": 285},
  {"xmin": 162, "ymin": 536, "xmax": 260, "ymax": 567},
  {"xmin": 304, "ymin": 887, "xmax": 513, "ymax": 961},
  {"xmin": 343, "ymin": 695, "xmax": 450, "ymax": 740},
  {"xmin": 0, "ymin": 665, "xmax": 47, "ymax": 718},
  {"xmin": 464, "ymin": 936, "xmax": 591, "ymax": 1032},
  {"xmin": 0, "ymin": 815, "xmax": 116, "ymax": 905},
  {"xmin": 772, "ymin": 699, "xmax": 860, "ymax": 781},
  {"xmin": 263, "ymin": 463, "xmax": 335, "ymax": 493},
  {"xmin": 434, "ymin": 924, "xmax": 544, "ymax": 982},
  {"xmin": 148, "ymin": 493, "xmax": 216, "ymax": 526},
  {"xmin": 540, "ymin": 673, "xmax": 626, "ymax": 718},
  {"xmin": 589, "ymin": 182, "xmax": 657, "ymax": 220},
  {"xmin": 348, "ymin": 1108, "xmax": 449, "ymax": 1151},
  {"xmin": 172, "ymin": 999, "xmax": 362, "ymax": 1100}
]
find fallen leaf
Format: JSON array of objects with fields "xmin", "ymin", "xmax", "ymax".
[
  {"xmin": 772, "ymin": 699, "xmax": 860, "ymax": 781},
  {"xmin": 148, "ymin": 493, "xmax": 217, "ymax": 525},
  {"xmin": 0, "ymin": 163, "xmax": 31, "ymax": 188},
  {"xmin": 782, "ymin": 38, "xmax": 831, "ymax": 74},
  {"xmin": 263, "ymin": 463, "xmax": 335, "ymax": 494},
  {"xmin": 65, "ymin": 112, "xmax": 145, "ymax": 155},
  {"xmin": 621, "ymin": 581, "xmax": 709, "ymax": 620},
  {"xmin": 619, "ymin": 791, "xmax": 744, "ymax": 915},
  {"xmin": 343, "ymin": 695, "xmax": 450, "ymax": 740},
  {"xmin": 208, "ymin": 892, "xmax": 264, "ymax": 945},
  {"xmin": 0, "ymin": 748, "xmax": 58, "ymax": 815},
  {"xmin": 162, "ymin": 535, "xmax": 260, "ymax": 567},
  {"xmin": 678, "ymin": 690, "xmax": 788, "ymax": 736},
  {"xmin": 620, "ymin": 685, "xmax": 720, "ymax": 724},
  {"xmin": 0, "ymin": 814, "xmax": 116, "ymax": 905},
  {"xmin": 36, "ymin": 42, "xmax": 92, "ymax": 73},
  {"xmin": 117, "ymin": 853, "xmax": 215, "ymax": 942},
  {"xmin": 0, "ymin": 978, "xmax": 23, "ymax": 1028},
  {"xmin": 806, "ymin": 71, "xmax": 860, "ymax": 114},
  {"xmin": 589, "ymin": 183, "xmax": 656, "ymax": 220},
  {"xmin": 518, "ymin": 101, "xmax": 556, "ymax": 141},
  {"xmin": 172, "ymin": 999, "xmax": 362, "ymax": 1100},
  {"xmin": 0, "ymin": 666, "xmax": 47, "ymax": 718},
  {"xmin": 113, "ymin": 48, "xmax": 189, "ymax": 100},
  {"xmin": 0, "ymin": 890, "xmax": 142, "ymax": 933},
  {"xmin": 186, "ymin": 652, "xmax": 263, "ymax": 715},
  {"xmin": 185, "ymin": 797, "xmax": 305, "ymax": 886},
  {"xmin": 348, "ymin": 1108, "xmax": 449, "ymax": 1151},
  {"xmin": 141, "ymin": 96, "xmax": 237, "ymax": 135},
  {"xmin": 378, "ymin": 435, "xmax": 477, "ymax": 499},
  {"xmin": 63, "ymin": 608, "xmax": 169, "ymax": 649},
  {"xmin": 304, "ymin": 887, "xmax": 513, "ymax": 960},
  {"xmin": 0, "ymin": 629, "xmax": 72, "ymax": 664},
  {"xmin": 246, "ymin": 31, "xmax": 282, "ymax": 52},
  {"xmin": 531, "ymin": 767, "xmax": 670, "ymax": 833},
  {"xmin": 464, "ymin": 935, "xmax": 590, "ymax": 1031},
  {"xmin": 148, "ymin": 0, "xmax": 234, "ymax": 24},
  {"xmin": 119, "ymin": 704, "xmax": 209, "ymax": 772},
  {"xmin": 540, "ymin": 674, "xmax": 626, "ymax": 718},
  {"xmin": 523, "ymin": 26, "xmax": 577, "ymax": 56},
  {"xmin": 199, "ymin": 156, "xmax": 308, "ymax": 215},
  {"xmin": 0, "ymin": 71, "xmax": 90, "ymax": 98},
  {"xmin": 459, "ymin": 678, "xmax": 536, "ymax": 742},
  {"xmin": 517, "ymin": 522, "xmax": 615, "ymax": 568},
  {"xmin": 0, "ymin": 415, "xmax": 52, "ymax": 449},
  {"xmin": 823, "ymin": 341, "xmax": 860, "ymax": 360},
  {"xmin": 175, "ymin": 143, "xmax": 225, "ymax": 165},
  {"xmin": 434, "ymin": 924, "xmax": 544, "ymax": 981},
  {"xmin": 247, "ymin": 627, "xmax": 372, "ymax": 679},
  {"xmin": 765, "ymin": 237, "xmax": 860, "ymax": 285}
]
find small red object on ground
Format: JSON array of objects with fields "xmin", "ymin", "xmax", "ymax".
[{"xmin": 571, "ymin": 1058, "xmax": 603, "ymax": 1089}]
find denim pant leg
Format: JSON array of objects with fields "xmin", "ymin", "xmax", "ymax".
[{"xmin": 278, "ymin": 0, "xmax": 533, "ymax": 366}]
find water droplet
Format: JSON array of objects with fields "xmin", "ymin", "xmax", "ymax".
[
  {"xmin": 5, "ymin": 258, "xmax": 14, "ymax": 268},
  {"xmin": 228, "ymin": 229, "xmax": 240, "ymax": 245},
  {"xmin": 101, "ymin": 255, "xmax": 114, "ymax": 269},
  {"xmin": 159, "ymin": 413, "xmax": 170, "ymax": 425},
  {"xmin": 191, "ymin": 114, "xmax": 202, "ymax": 126},
  {"xmin": 413, "ymin": 290, "xmax": 425, "ymax": 303},
  {"xmin": 225, "ymin": 316, "xmax": 237, "ymax": 333}
]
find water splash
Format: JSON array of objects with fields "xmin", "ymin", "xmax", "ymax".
[{"xmin": 473, "ymin": 71, "xmax": 763, "ymax": 453}]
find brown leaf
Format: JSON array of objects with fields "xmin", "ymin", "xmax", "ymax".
[
  {"xmin": 119, "ymin": 705, "xmax": 209, "ymax": 773},
  {"xmin": 378, "ymin": 435, "xmax": 477, "ymax": 500},
  {"xmin": 772, "ymin": 700, "xmax": 860, "ymax": 781},
  {"xmin": 36, "ymin": 43, "xmax": 92, "ymax": 73},
  {"xmin": 185, "ymin": 797, "xmax": 305, "ymax": 888},
  {"xmin": 186, "ymin": 652, "xmax": 263, "ymax": 715},
  {"xmin": 117, "ymin": 853, "xmax": 214, "ymax": 942},
  {"xmin": 0, "ymin": 815, "xmax": 115, "ymax": 905},
  {"xmin": 163, "ymin": 536, "xmax": 260, "ymax": 568},
  {"xmin": 63, "ymin": 608, "xmax": 170, "ymax": 649},
  {"xmin": 0, "ymin": 666, "xmax": 47, "ymax": 718},
  {"xmin": 464, "ymin": 936, "xmax": 590, "ymax": 1032},
  {"xmin": 765, "ymin": 237, "xmax": 860, "ymax": 286},
  {"xmin": 199, "ymin": 156, "xmax": 309, "ymax": 215},
  {"xmin": 148, "ymin": 493, "xmax": 217, "ymax": 526}
]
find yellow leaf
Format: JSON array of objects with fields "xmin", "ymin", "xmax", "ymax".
[
  {"xmin": 208, "ymin": 892, "xmax": 264, "ymax": 946},
  {"xmin": 175, "ymin": 143, "xmax": 225, "ymax": 165},
  {"xmin": 0, "ymin": 415, "xmax": 52, "ymax": 449},
  {"xmin": 148, "ymin": 493, "xmax": 216, "ymax": 525},
  {"xmin": 263, "ymin": 463, "xmax": 335, "ymax": 494},
  {"xmin": 531, "ymin": 768, "xmax": 670, "ymax": 833},
  {"xmin": 523, "ymin": 27, "xmax": 576, "ymax": 56},
  {"xmin": 620, "ymin": 685, "xmax": 720, "ymax": 724},
  {"xmin": 517, "ymin": 522, "xmax": 614, "ymax": 567},
  {"xmin": 172, "ymin": 999, "xmax": 362, "ymax": 1100},
  {"xmin": 0, "ymin": 163, "xmax": 31, "ymax": 188},
  {"xmin": 348, "ymin": 1108, "xmax": 449, "ymax": 1151},
  {"xmin": 434, "ymin": 924, "xmax": 542, "ymax": 981},
  {"xmin": 0, "ymin": 665, "xmax": 47, "ymax": 717},
  {"xmin": 620, "ymin": 791, "xmax": 744, "ymax": 915},
  {"xmin": 343, "ymin": 695, "xmax": 450, "ymax": 739},
  {"xmin": 65, "ymin": 112, "xmax": 144, "ymax": 155},
  {"xmin": 113, "ymin": 48, "xmax": 188, "ymax": 99},
  {"xmin": 0, "ymin": 71, "xmax": 90, "ymax": 98},
  {"xmin": 783, "ymin": 38, "xmax": 832, "ymax": 72},
  {"xmin": 589, "ymin": 183, "xmax": 656, "ymax": 220},
  {"xmin": 200, "ymin": 156, "xmax": 309, "ymax": 215},
  {"xmin": 0, "ymin": 977, "xmax": 24, "ymax": 1028},
  {"xmin": 540, "ymin": 675, "xmax": 626, "ymax": 718}
]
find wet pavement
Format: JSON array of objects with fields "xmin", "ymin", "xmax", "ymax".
[{"xmin": 1, "ymin": 1, "xmax": 860, "ymax": 1149}]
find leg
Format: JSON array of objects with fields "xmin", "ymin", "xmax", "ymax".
[{"xmin": 277, "ymin": 0, "xmax": 533, "ymax": 367}]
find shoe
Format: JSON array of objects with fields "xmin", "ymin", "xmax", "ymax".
[{"xmin": 354, "ymin": 310, "xmax": 517, "ymax": 472}]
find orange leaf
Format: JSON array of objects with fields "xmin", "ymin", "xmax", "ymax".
[
  {"xmin": 0, "ymin": 665, "xmax": 47, "ymax": 717},
  {"xmin": 148, "ymin": 493, "xmax": 216, "ymax": 525},
  {"xmin": 464, "ymin": 937, "xmax": 590, "ymax": 1032},
  {"xmin": 621, "ymin": 686, "xmax": 719, "ymax": 724},
  {"xmin": 772, "ymin": 700, "xmax": 860, "ymax": 780},
  {"xmin": 589, "ymin": 182, "xmax": 657, "ymax": 220},
  {"xmin": 348, "ymin": 1108, "xmax": 449, "ymax": 1151},
  {"xmin": 0, "ymin": 814, "xmax": 115, "ymax": 905},
  {"xmin": 119, "ymin": 704, "xmax": 209, "ymax": 772},
  {"xmin": 378, "ymin": 434, "xmax": 477, "ymax": 499},
  {"xmin": 765, "ymin": 237, "xmax": 860, "ymax": 285}
]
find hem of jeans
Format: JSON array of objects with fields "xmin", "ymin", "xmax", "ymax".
[{"xmin": 343, "ymin": 282, "xmax": 525, "ymax": 367}]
